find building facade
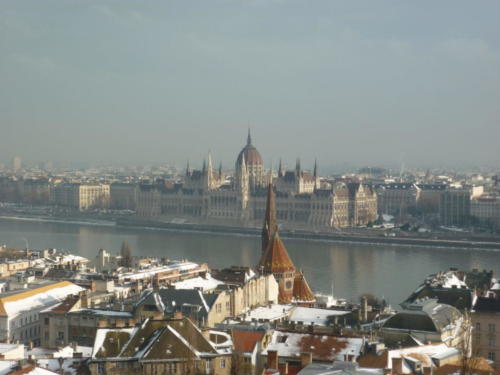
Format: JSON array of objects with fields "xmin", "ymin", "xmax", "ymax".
[{"xmin": 135, "ymin": 133, "xmax": 377, "ymax": 229}]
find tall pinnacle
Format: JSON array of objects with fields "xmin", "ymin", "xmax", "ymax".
[
  {"xmin": 262, "ymin": 183, "xmax": 278, "ymax": 254},
  {"xmin": 247, "ymin": 128, "xmax": 252, "ymax": 146}
]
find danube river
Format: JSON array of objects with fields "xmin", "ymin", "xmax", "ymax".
[{"xmin": 1, "ymin": 217, "xmax": 499, "ymax": 305}]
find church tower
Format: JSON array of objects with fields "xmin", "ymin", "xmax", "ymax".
[
  {"xmin": 258, "ymin": 182, "xmax": 315, "ymax": 304},
  {"xmin": 261, "ymin": 183, "xmax": 278, "ymax": 254}
]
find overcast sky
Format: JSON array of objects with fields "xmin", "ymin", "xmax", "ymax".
[{"xmin": 1, "ymin": 1, "xmax": 499, "ymax": 171}]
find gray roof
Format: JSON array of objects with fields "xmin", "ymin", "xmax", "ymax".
[
  {"xmin": 383, "ymin": 299, "xmax": 461, "ymax": 333},
  {"xmin": 298, "ymin": 362, "xmax": 383, "ymax": 375}
]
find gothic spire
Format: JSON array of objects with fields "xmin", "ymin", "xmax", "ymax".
[
  {"xmin": 278, "ymin": 158, "xmax": 283, "ymax": 177},
  {"xmin": 186, "ymin": 160, "xmax": 191, "ymax": 176},
  {"xmin": 313, "ymin": 158, "xmax": 318, "ymax": 178},
  {"xmin": 202, "ymin": 159, "xmax": 206, "ymax": 173},
  {"xmin": 295, "ymin": 158, "xmax": 301, "ymax": 176},
  {"xmin": 261, "ymin": 183, "xmax": 278, "ymax": 254},
  {"xmin": 247, "ymin": 128, "xmax": 252, "ymax": 146},
  {"xmin": 218, "ymin": 162, "xmax": 223, "ymax": 179}
]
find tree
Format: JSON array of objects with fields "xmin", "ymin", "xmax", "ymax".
[{"xmin": 120, "ymin": 241, "xmax": 133, "ymax": 268}]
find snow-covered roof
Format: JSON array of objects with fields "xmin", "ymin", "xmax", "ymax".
[
  {"xmin": 263, "ymin": 331, "xmax": 363, "ymax": 361},
  {"xmin": 15, "ymin": 367, "xmax": 59, "ymax": 375},
  {"xmin": 0, "ymin": 361, "xmax": 16, "ymax": 375},
  {"xmin": 75, "ymin": 309, "xmax": 133, "ymax": 317},
  {"xmin": 243, "ymin": 304, "xmax": 294, "ymax": 322},
  {"xmin": 92, "ymin": 327, "xmax": 136, "ymax": 358},
  {"xmin": 387, "ymin": 344, "xmax": 460, "ymax": 372},
  {"xmin": 289, "ymin": 307, "xmax": 350, "ymax": 326},
  {"xmin": 0, "ymin": 281, "xmax": 85, "ymax": 317},
  {"xmin": 0, "ymin": 344, "xmax": 21, "ymax": 355},
  {"xmin": 117, "ymin": 261, "xmax": 200, "ymax": 281},
  {"xmin": 172, "ymin": 274, "xmax": 223, "ymax": 291}
]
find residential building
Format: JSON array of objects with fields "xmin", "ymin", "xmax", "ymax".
[
  {"xmin": 380, "ymin": 299, "xmax": 465, "ymax": 349},
  {"xmin": 0, "ymin": 280, "xmax": 85, "ymax": 345},
  {"xmin": 88, "ymin": 317, "xmax": 232, "ymax": 375},
  {"xmin": 472, "ymin": 286, "xmax": 500, "ymax": 368}
]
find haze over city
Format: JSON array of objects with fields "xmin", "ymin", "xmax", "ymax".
[{"xmin": 1, "ymin": 0, "xmax": 500, "ymax": 169}]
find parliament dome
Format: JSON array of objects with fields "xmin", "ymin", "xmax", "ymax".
[{"xmin": 236, "ymin": 131, "xmax": 263, "ymax": 167}]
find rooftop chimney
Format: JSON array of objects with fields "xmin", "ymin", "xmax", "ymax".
[{"xmin": 300, "ymin": 352, "xmax": 312, "ymax": 368}]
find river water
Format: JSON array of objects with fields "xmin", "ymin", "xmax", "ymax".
[{"xmin": 0, "ymin": 217, "xmax": 498, "ymax": 305}]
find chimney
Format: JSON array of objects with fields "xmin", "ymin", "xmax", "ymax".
[
  {"xmin": 392, "ymin": 358, "xmax": 403, "ymax": 375},
  {"xmin": 267, "ymin": 350, "xmax": 279, "ymax": 370},
  {"xmin": 173, "ymin": 311, "xmax": 183, "ymax": 319},
  {"xmin": 423, "ymin": 367, "xmax": 433, "ymax": 375},
  {"xmin": 300, "ymin": 352, "xmax": 312, "ymax": 368}
]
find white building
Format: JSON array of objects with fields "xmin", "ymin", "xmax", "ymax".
[{"xmin": 0, "ymin": 281, "xmax": 85, "ymax": 345}]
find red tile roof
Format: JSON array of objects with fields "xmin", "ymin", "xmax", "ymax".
[
  {"xmin": 232, "ymin": 330, "xmax": 265, "ymax": 352},
  {"xmin": 259, "ymin": 234, "xmax": 296, "ymax": 274}
]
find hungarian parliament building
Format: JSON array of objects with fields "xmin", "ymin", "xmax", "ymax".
[{"xmin": 136, "ymin": 132, "xmax": 378, "ymax": 229}]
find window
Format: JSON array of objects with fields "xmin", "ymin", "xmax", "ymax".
[
  {"xmin": 97, "ymin": 363, "xmax": 105, "ymax": 375},
  {"xmin": 205, "ymin": 360, "xmax": 212, "ymax": 373},
  {"xmin": 166, "ymin": 363, "xmax": 176, "ymax": 374},
  {"xmin": 58, "ymin": 331, "xmax": 64, "ymax": 340},
  {"xmin": 489, "ymin": 324, "xmax": 496, "ymax": 333},
  {"xmin": 488, "ymin": 352, "xmax": 496, "ymax": 361},
  {"xmin": 220, "ymin": 359, "xmax": 226, "ymax": 369},
  {"xmin": 476, "ymin": 322, "xmax": 481, "ymax": 331},
  {"xmin": 488, "ymin": 337, "xmax": 496, "ymax": 347}
]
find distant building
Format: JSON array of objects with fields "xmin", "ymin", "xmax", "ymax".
[
  {"xmin": 439, "ymin": 186, "xmax": 483, "ymax": 226},
  {"xmin": 135, "ymin": 132, "xmax": 377, "ymax": 229},
  {"xmin": 53, "ymin": 183, "xmax": 110, "ymax": 211},
  {"xmin": 471, "ymin": 195, "xmax": 500, "ymax": 231},
  {"xmin": 11, "ymin": 157, "xmax": 22, "ymax": 172},
  {"xmin": 109, "ymin": 182, "xmax": 136, "ymax": 210},
  {"xmin": 374, "ymin": 183, "xmax": 420, "ymax": 217}
]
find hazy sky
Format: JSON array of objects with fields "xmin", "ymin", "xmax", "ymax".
[{"xmin": 1, "ymin": 1, "xmax": 499, "ymax": 170}]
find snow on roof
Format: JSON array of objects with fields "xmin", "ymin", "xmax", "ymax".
[
  {"xmin": 263, "ymin": 331, "xmax": 363, "ymax": 361},
  {"xmin": 0, "ymin": 344, "xmax": 21, "ymax": 354},
  {"xmin": 9, "ymin": 366, "xmax": 57, "ymax": 375},
  {"xmin": 0, "ymin": 361, "xmax": 16, "ymax": 375},
  {"xmin": 387, "ymin": 344, "xmax": 456, "ymax": 370},
  {"xmin": 92, "ymin": 328, "xmax": 136, "ymax": 358},
  {"xmin": 289, "ymin": 307, "xmax": 349, "ymax": 326},
  {"xmin": 172, "ymin": 274, "xmax": 223, "ymax": 291},
  {"xmin": 35, "ymin": 360, "xmax": 77, "ymax": 375},
  {"xmin": 118, "ymin": 261, "xmax": 200, "ymax": 281},
  {"xmin": 76, "ymin": 309, "xmax": 133, "ymax": 317},
  {"xmin": 59, "ymin": 254, "xmax": 89, "ymax": 263},
  {"xmin": 0, "ymin": 282, "xmax": 85, "ymax": 317},
  {"xmin": 243, "ymin": 304, "xmax": 294, "ymax": 322}
]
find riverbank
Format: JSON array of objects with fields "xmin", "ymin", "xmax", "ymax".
[{"xmin": 116, "ymin": 217, "xmax": 500, "ymax": 251}]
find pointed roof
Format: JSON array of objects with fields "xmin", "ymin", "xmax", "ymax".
[
  {"xmin": 262, "ymin": 183, "xmax": 278, "ymax": 253},
  {"xmin": 293, "ymin": 271, "xmax": 316, "ymax": 302},
  {"xmin": 236, "ymin": 131, "xmax": 263, "ymax": 167},
  {"xmin": 259, "ymin": 233, "xmax": 296, "ymax": 274}
]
